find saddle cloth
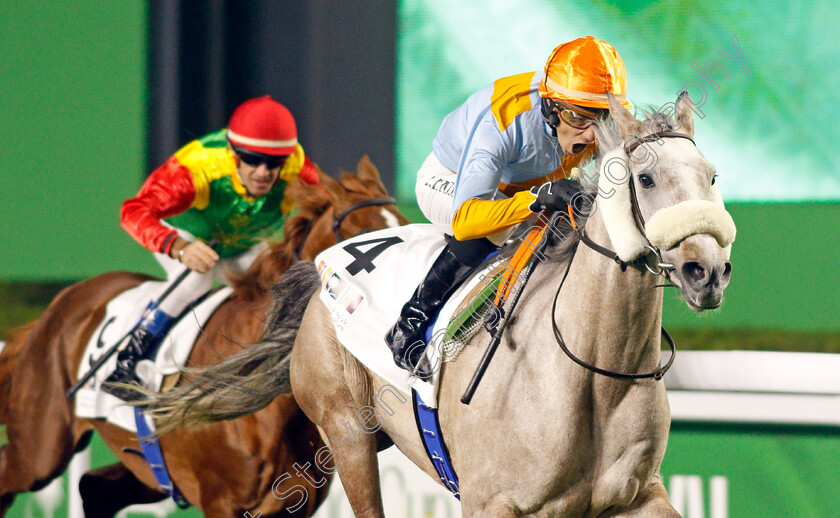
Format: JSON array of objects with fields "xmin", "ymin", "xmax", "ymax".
[
  {"xmin": 315, "ymin": 224, "xmax": 505, "ymax": 407},
  {"xmin": 74, "ymin": 281, "xmax": 232, "ymax": 432}
]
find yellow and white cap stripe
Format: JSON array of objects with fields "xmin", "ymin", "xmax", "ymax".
[{"xmin": 227, "ymin": 129, "xmax": 297, "ymax": 149}]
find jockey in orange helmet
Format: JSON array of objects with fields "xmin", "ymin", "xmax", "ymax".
[
  {"xmin": 387, "ymin": 37, "xmax": 632, "ymax": 378},
  {"xmin": 104, "ymin": 96, "xmax": 321, "ymax": 400}
]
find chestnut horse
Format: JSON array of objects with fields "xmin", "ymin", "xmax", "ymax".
[{"xmin": 0, "ymin": 156, "xmax": 407, "ymax": 517}]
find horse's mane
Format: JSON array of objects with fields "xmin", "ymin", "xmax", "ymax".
[
  {"xmin": 592, "ymin": 105, "xmax": 679, "ymax": 157},
  {"xmin": 333, "ymin": 171, "xmax": 382, "ymax": 196},
  {"xmin": 228, "ymin": 178, "xmax": 330, "ymax": 301}
]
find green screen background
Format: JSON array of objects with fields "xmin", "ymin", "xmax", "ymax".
[
  {"xmin": 395, "ymin": 0, "xmax": 840, "ymax": 202},
  {"xmin": 1, "ymin": 1, "xmax": 837, "ymax": 332},
  {"xmin": 395, "ymin": 0, "xmax": 840, "ymax": 331},
  {"xmin": 0, "ymin": 3, "xmax": 838, "ymax": 517},
  {"xmin": 0, "ymin": 2, "xmax": 156, "ymax": 281}
]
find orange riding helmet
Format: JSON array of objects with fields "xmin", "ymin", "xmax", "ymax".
[
  {"xmin": 538, "ymin": 36, "xmax": 633, "ymax": 110},
  {"xmin": 227, "ymin": 96, "xmax": 298, "ymax": 156}
]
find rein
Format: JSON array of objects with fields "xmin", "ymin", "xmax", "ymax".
[
  {"xmin": 578, "ymin": 231, "xmax": 675, "ymax": 277},
  {"xmin": 331, "ymin": 196, "xmax": 397, "ymax": 241},
  {"xmin": 548, "ymin": 131, "xmax": 694, "ymax": 380},
  {"xmin": 292, "ymin": 195, "xmax": 397, "ymax": 260},
  {"xmin": 550, "ymin": 254, "xmax": 676, "ymax": 380}
]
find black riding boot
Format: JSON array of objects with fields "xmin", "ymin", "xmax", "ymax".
[
  {"xmin": 102, "ymin": 307, "xmax": 174, "ymax": 401},
  {"xmin": 386, "ymin": 238, "xmax": 495, "ymax": 380}
]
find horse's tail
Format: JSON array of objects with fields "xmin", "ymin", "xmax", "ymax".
[
  {"xmin": 0, "ymin": 322, "xmax": 36, "ymax": 424},
  {"xmin": 137, "ymin": 261, "xmax": 322, "ymax": 434}
]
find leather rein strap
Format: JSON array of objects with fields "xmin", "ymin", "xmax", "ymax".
[
  {"xmin": 293, "ymin": 195, "xmax": 397, "ymax": 261},
  {"xmin": 331, "ymin": 196, "xmax": 397, "ymax": 242},
  {"xmin": 551, "ymin": 242, "xmax": 676, "ymax": 381}
]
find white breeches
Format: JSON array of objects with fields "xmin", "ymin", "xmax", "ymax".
[
  {"xmin": 414, "ymin": 152, "xmax": 513, "ymax": 246},
  {"xmin": 152, "ymin": 226, "xmax": 267, "ymax": 316},
  {"xmin": 415, "ymin": 152, "xmax": 458, "ymax": 227}
]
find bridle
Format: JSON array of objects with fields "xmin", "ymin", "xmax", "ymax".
[
  {"xmin": 331, "ymin": 196, "xmax": 397, "ymax": 242},
  {"xmin": 292, "ymin": 195, "xmax": 397, "ymax": 262},
  {"xmin": 551, "ymin": 130, "xmax": 695, "ymax": 380},
  {"xmin": 578, "ymin": 130, "xmax": 697, "ymax": 276}
]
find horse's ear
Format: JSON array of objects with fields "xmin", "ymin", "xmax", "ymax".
[
  {"xmin": 356, "ymin": 155, "xmax": 387, "ymax": 193},
  {"xmin": 674, "ymin": 91, "xmax": 695, "ymax": 138},
  {"xmin": 356, "ymin": 155, "xmax": 380, "ymax": 182},
  {"xmin": 607, "ymin": 91, "xmax": 642, "ymax": 140}
]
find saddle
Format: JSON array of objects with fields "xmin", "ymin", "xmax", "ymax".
[
  {"xmin": 314, "ymin": 223, "xmax": 531, "ymax": 406},
  {"xmin": 74, "ymin": 282, "xmax": 232, "ymax": 432}
]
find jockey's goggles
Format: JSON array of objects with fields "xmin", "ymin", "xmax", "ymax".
[
  {"xmin": 550, "ymin": 99, "xmax": 609, "ymax": 130},
  {"xmin": 233, "ymin": 146, "xmax": 288, "ymax": 169}
]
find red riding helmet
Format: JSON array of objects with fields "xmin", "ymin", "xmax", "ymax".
[{"xmin": 227, "ymin": 96, "xmax": 298, "ymax": 156}]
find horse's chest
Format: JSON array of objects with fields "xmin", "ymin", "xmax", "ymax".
[{"xmin": 524, "ymin": 393, "xmax": 668, "ymax": 511}]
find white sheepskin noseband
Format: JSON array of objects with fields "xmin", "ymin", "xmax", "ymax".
[
  {"xmin": 645, "ymin": 197, "xmax": 736, "ymax": 252},
  {"xmin": 596, "ymin": 147, "xmax": 737, "ymax": 261}
]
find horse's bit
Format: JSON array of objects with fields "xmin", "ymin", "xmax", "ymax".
[{"xmin": 551, "ymin": 131, "xmax": 696, "ymax": 381}]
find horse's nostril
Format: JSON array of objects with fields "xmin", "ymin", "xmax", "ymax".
[
  {"xmin": 682, "ymin": 262, "xmax": 706, "ymax": 286},
  {"xmin": 722, "ymin": 262, "xmax": 732, "ymax": 280}
]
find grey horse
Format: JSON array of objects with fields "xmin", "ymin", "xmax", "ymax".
[{"xmin": 141, "ymin": 91, "xmax": 735, "ymax": 517}]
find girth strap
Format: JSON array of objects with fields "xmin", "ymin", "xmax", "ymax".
[
  {"xmin": 134, "ymin": 408, "xmax": 191, "ymax": 509},
  {"xmin": 412, "ymin": 390, "xmax": 460, "ymax": 499}
]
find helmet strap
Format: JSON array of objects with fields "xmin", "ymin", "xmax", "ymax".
[{"xmin": 541, "ymin": 97, "xmax": 560, "ymax": 137}]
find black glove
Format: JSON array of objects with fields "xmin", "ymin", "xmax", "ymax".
[{"xmin": 528, "ymin": 178, "xmax": 583, "ymax": 213}]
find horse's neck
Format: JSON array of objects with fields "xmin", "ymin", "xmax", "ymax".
[
  {"xmin": 229, "ymin": 209, "xmax": 328, "ymax": 300},
  {"xmin": 299, "ymin": 207, "xmax": 336, "ymax": 261},
  {"xmin": 527, "ymin": 209, "xmax": 664, "ymax": 379}
]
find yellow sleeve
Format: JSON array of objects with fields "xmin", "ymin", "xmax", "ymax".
[
  {"xmin": 451, "ymin": 191, "xmax": 536, "ymax": 241},
  {"xmin": 173, "ymin": 141, "xmax": 234, "ymax": 209}
]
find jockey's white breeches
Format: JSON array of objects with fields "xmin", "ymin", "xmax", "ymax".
[
  {"xmin": 152, "ymin": 225, "xmax": 267, "ymax": 316},
  {"xmin": 414, "ymin": 152, "xmax": 513, "ymax": 246},
  {"xmin": 415, "ymin": 152, "xmax": 458, "ymax": 227}
]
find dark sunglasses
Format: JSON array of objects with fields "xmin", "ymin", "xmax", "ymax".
[{"xmin": 233, "ymin": 147, "xmax": 288, "ymax": 169}]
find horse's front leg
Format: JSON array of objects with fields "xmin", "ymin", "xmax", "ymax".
[
  {"xmin": 461, "ymin": 496, "xmax": 525, "ymax": 518},
  {"xmin": 79, "ymin": 462, "xmax": 167, "ymax": 518},
  {"xmin": 602, "ymin": 478, "xmax": 681, "ymax": 518}
]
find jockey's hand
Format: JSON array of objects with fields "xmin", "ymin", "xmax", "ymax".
[
  {"xmin": 528, "ymin": 178, "xmax": 583, "ymax": 213},
  {"xmin": 175, "ymin": 240, "xmax": 219, "ymax": 273}
]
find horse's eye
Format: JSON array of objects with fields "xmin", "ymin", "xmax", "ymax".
[
  {"xmin": 712, "ymin": 174, "xmax": 718, "ymax": 185},
  {"xmin": 638, "ymin": 173, "xmax": 655, "ymax": 188}
]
